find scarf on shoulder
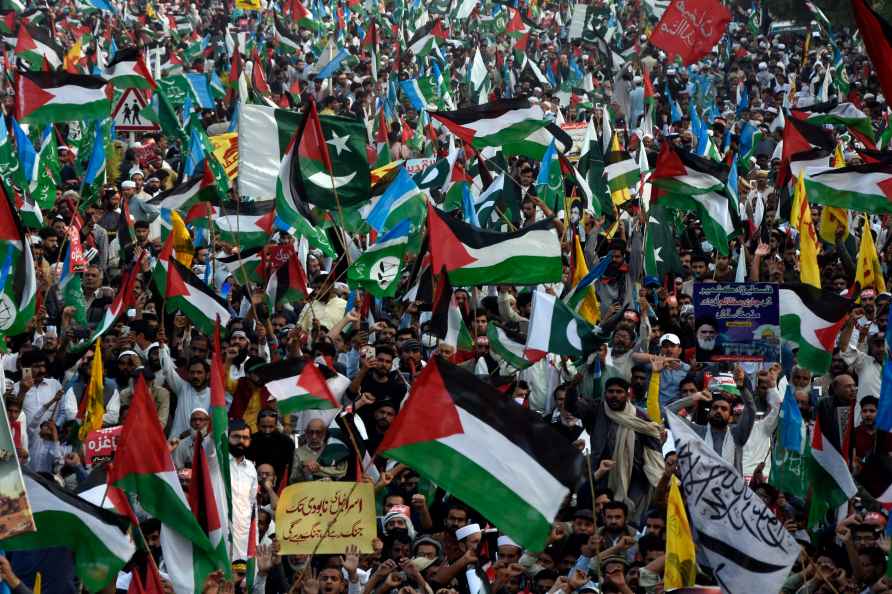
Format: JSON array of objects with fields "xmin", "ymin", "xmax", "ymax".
[{"xmin": 603, "ymin": 400, "xmax": 665, "ymax": 506}]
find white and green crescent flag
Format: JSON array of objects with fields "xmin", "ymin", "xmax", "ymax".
[
  {"xmin": 525, "ymin": 290, "xmax": 593, "ymax": 359},
  {"xmin": 347, "ymin": 220, "xmax": 411, "ymax": 298}
]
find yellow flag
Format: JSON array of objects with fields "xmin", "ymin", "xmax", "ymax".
[
  {"xmin": 571, "ymin": 235, "xmax": 600, "ymax": 324},
  {"xmin": 665, "ymin": 476, "xmax": 696, "ymax": 590},
  {"xmin": 146, "ymin": 1, "xmax": 155, "ymax": 17},
  {"xmin": 33, "ymin": 573, "xmax": 41, "ymax": 594},
  {"xmin": 64, "ymin": 40, "xmax": 82, "ymax": 71},
  {"xmin": 792, "ymin": 171, "xmax": 821, "ymax": 288},
  {"xmin": 855, "ymin": 215, "xmax": 887, "ymax": 293},
  {"xmin": 79, "ymin": 340, "xmax": 105, "ymax": 441},
  {"xmin": 236, "ymin": 0, "xmax": 262, "ymax": 9},
  {"xmin": 170, "ymin": 210, "xmax": 194, "ymax": 268},
  {"xmin": 819, "ymin": 144, "xmax": 849, "ymax": 243},
  {"xmin": 646, "ymin": 368, "xmax": 661, "ymax": 424}
]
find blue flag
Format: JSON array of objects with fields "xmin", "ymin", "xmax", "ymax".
[
  {"xmin": 878, "ymin": 306, "xmax": 892, "ymax": 431},
  {"xmin": 11, "ymin": 118, "xmax": 36, "ymax": 184},
  {"xmin": 779, "ymin": 384, "xmax": 805, "ymax": 452},
  {"xmin": 83, "ymin": 121, "xmax": 106, "ymax": 186}
]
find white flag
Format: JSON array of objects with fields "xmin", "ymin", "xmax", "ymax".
[{"xmin": 666, "ymin": 411, "xmax": 800, "ymax": 594}]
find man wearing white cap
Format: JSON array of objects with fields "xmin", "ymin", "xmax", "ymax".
[
  {"xmin": 632, "ymin": 333, "xmax": 690, "ymax": 407},
  {"xmin": 434, "ymin": 523, "xmax": 482, "ymax": 587},
  {"xmin": 496, "ymin": 535, "xmax": 522, "ymax": 564}
]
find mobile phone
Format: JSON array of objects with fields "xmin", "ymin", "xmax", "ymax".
[{"xmin": 21, "ymin": 367, "xmax": 32, "ymax": 382}]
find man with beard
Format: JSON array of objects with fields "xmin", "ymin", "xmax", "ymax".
[
  {"xmin": 18, "ymin": 351, "xmax": 74, "ymax": 447},
  {"xmin": 565, "ymin": 379, "xmax": 664, "ymax": 520},
  {"xmin": 668, "ymin": 384, "xmax": 756, "ymax": 474},
  {"xmin": 692, "ymin": 318, "xmax": 720, "ymax": 362},
  {"xmin": 172, "ymin": 408, "xmax": 210, "ymax": 469},
  {"xmin": 348, "ymin": 344, "xmax": 407, "ymax": 406},
  {"xmin": 247, "ymin": 409, "xmax": 295, "ymax": 482},
  {"xmin": 118, "ymin": 350, "xmax": 170, "ymax": 428},
  {"xmin": 854, "ymin": 396, "xmax": 892, "ymax": 459},
  {"xmin": 228, "ymin": 419, "xmax": 257, "ymax": 561},
  {"xmin": 289, "ymin": 418, "xmax": 347, "ymax": 483},
  {"xmin": 362, "ymin": 400, "xmax": 398, "ymax": 452},
  {"xmin": 160, "ymin": 343, "xmax": 212, "ymax": 438}
]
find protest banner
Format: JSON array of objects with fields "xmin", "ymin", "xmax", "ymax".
[
  {"xmin": 648, "ymin": 0, "xmax": 731, "ymax": 65},
  {"xmin": 275, "ymin": 481, "xmax": 376, "ymax": 555},
  {"xmin": 209, "ymin": 132, "xmax": 239, "ymax": 181},
  {"xmin": 0, "ymin": 404, "xmax": 35, "ymax": 540},
  {"xmin": 84, "ymin": 426, "xmax": 124, "ymax": 464},
  {"xmin": 692, "ymin": 282, "xmax": 780, "ymax": 363},
  {"xmin": 667, "ymin": 412, "xmax": 800, "ymax": 594}
]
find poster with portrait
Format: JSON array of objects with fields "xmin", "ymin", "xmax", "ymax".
[
  {"xmin": 0, "ymin": 405, "xmax": 35, "ymax": 539},
  {"xmin": 692, "ymin": 282, "xmax": 780, "ymax": 363}
]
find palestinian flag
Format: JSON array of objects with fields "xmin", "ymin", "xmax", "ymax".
[
  {"xmin": 0, "ymin": 183, "xmax": 36, "ymax": 340},
  {"xmin": 280, "ymin": 100, "xmax": 371, "ymax": 211},
  {"xmin": 651, "ymin": 143, "xmax": 735, "ymax": 254},
  {"xmin": 378, "ymin": 358, "xmax": 584, "ymax": 550},
  {"xmin": 791, "ymin": 100, "xmax": 874, "ymax": 142},
  {"xmin": 348, "ymin": 220, "xmax": 411, "ymax": 298},
  {"xmin": 265, "ymin": 249, "xmax": 309, "ymax": 307},
  {"xmin": 852, "ymin": 0, "xmax": 892, "ymax": 106},
  {"xmin": 487, "ymin": 321, "xmax": 533, "ymax": 369},
  {"xmin": 274, "ymin": 15, "xmax": 301, "ymax": 53},
  {"xmin": 150, "ymin": 165, "xmax": 220, "ymax": 213},
  {"xmin": 780, "ymin": 284, "xmax": 849, "ymax": 375},
  {"xmin": 109, "ymin": 377, "xmax": 226, "ymax": 593},
  {"xmin": 808, "ymin": 399, "xmax": 858, "ymax": 527},
  {"xmin": 213, "ymin": 211, "xmax": 273, "ymax": 249},
  {"xmin": 273, "ymin": 188, "xmax": 336, "ymax": 257},
  {"xmin": 15, "ymin": 23, "xmax": 62, "ymax": 69},
  {"xmin": 407, "ymin": 20, "xmax": 447, "ymax": 58},
  {"xmin": 428, "ymin": 203, "xmax": 562, "ymax": 286},
  {"xmin": 104, "ymin": 46, "xmax": 157, "ymax": 89},
  {"xmin": 803, "ymin": 162, "xmax": 892, "ymax": 214},
  {"xmin": 0, "ymin": 470, "xmax": 135, "ymax": 591},
  {"xmin": 502, "ymin": 122, "xmax": 573, "ymax": 160},
  {"xmin": 430, "ymin": 270, "xmax": 473, "ymax": 350},
  {"xmin": 153, "ymin": 234, "xmax": 232, "ymax": 334},
  {"xmin": 188, "ymin": 431, "xmax": 231, "ymax": 576},
  {"xmin": 16, "ymin": 71, "xmax": 110, "ymax": 124},
  {"xmin": 266, "ymin": 361, "xmax": 340, "ymax": 414},
  {"xmin": 779, "ymin": 116, "xmax": 836, "ymax": 186},
  {"xmin": 218, "ymin": 247, "xmax": 263, "ymax": 284},
  {"xmin": 526, "ymin": 290, "xmax": 593, "ymax": 359},
  {"xmin": 430, "ymin": 98, "xmax": 550, "ymax": 150}
]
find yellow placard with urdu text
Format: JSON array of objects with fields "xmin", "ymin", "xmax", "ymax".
[
  {"xmin": 209, "ymin": 133, "xmax": 239, "ymax": 182},
  {"xmin": 275, "ymin": 481, "xmax": 376, "ymax": 555}
]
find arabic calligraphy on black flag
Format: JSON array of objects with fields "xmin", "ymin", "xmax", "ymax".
[{"xmin": 666, "ymin": 411, "xmax": 800, "ymax": 594}]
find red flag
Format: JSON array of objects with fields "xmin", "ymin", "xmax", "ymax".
[
  {"xmin": 251, "ymin": 48, "xmax": 271, "ymax": 95},
  {"xmin": 852, "ymin": 0, "xmax": 892, "ymax": 106},
  {"xmin": 647, "ymin": 0, "xmax": 730, "ymax": 65},
  {"xmin": 299, "ymin": 99, "xmax": 333, "ymax": 174}
]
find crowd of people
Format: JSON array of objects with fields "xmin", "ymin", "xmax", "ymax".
[{"xmin": 1, "ymin": 0, "xmax": 892, "ymax": 593}]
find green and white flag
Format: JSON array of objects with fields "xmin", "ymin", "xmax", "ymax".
[
  {"xmin": 525, "ymin": 290, "xmax": 592, "ymax": 358},
  {"xmin": 487, "ymin": 321, "xmax": 533, "ymax": 369},
  {"xmin": 347, "ymin": 220, "xmax": 411, "ymax": 297}
]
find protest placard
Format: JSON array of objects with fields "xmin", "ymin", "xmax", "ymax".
[
  {"xmin": 693, "ymin": 282, "xmax": 780, "ymax": 363},
  {"xmin": 84, "ymin": 426, "xmax": 124, "ymax": 464},
  {"xmin": 0, "ymin": 405, "xmax": 34, "ymax": 540},
  {"xmin": 275, "ymin": 481, "xmax": 376, "ymax": 555}
]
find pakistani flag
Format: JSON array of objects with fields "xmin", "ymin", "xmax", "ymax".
[
  {"xmin": 378, "ymin": 358, "xmax": 584, "ymax": 550},
  {"xmin": 644, "ymin": 203, "xmax": 683, "ymax": 284},
  {"xmin": 30, "ymin": 126, "xmax": 59, "ymax": 210},
  {"xmin": 348, "ymin": 220, "xmax": 411, "ymax": 297},
  {"xmin": 241, "ymin": 103, "xmax": 370, "ymax": 209},
  {"xmin": 576, "ymin": 116, "xmax": 611, "ymax": 218},
  {"xmin": 526, "ymin": 290, "xmax": 593, "ymax": 359}
]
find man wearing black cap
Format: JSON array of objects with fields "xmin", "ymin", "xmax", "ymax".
[{"xmin": 565, "ymin": 379, "xmax": 664, "ymax": 520}]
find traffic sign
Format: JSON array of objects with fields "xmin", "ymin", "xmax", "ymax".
[{"xmin": 111, "ymin": 88, "xmax": 160, "ymax": 133}]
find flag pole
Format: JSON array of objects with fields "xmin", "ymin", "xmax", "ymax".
[{"xmin": 585, "ymin": 452, "xmax": 602, "ymax": 582}]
